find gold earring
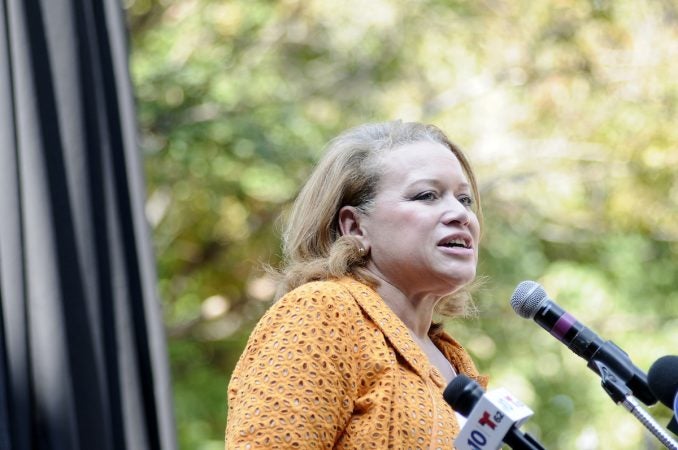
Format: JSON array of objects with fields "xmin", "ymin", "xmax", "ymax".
[{"xmin": 359, "ymin": 247, "xmax": 366, "ymax": 256}]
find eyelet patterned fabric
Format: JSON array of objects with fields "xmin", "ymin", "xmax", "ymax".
[{"xmin": 226, "ymin": 277, "xmax": 487, "ymax": 449}]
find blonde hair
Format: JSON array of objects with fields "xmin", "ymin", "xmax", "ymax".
[{"xmin": 275, "ymin": 120, "xmax": 482, "ymax": 317}]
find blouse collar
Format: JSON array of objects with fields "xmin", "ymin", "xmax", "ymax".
[{"xmin": 337, "ymin": 277, "xmax": 488, "ymax": 390}]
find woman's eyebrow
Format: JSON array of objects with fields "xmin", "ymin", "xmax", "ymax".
[{"xmin": 406, "ymin": 178, "xmax": 470, "ymax": 190}]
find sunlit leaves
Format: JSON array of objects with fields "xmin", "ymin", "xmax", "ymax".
[{"xmin": 128, "ymin": 0, "xmax": 677, "ymax": 447}]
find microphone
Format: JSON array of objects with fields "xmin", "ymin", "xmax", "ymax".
[
  {"xmin": 510, "ymin": 281, "xmax": 657, "ymax": 406},
  {"xmin": 444, "ymin": 375, "xmax": 546, "ymax": 450},
  {"xmin": 648, "ymin": 355, "xmax": 678, "ymax": 435}
]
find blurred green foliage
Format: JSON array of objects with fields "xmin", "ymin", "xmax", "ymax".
[{"xmin": 126, "ymin": 0, "xmax": 678, "ymax": 448}]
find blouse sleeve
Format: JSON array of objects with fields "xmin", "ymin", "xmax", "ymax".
[{"xmin": 226, "ymin": 281, "xmax": 360, "ymax": 449}]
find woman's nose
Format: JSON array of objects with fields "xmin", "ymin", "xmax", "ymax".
[{"xmin": 441, "ymin": 197, "xmax": 470, "ymax": 226}]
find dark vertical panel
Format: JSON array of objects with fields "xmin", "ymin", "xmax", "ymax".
[
  {"xmin": 0, "ymin": 282, "xmax": 12, "ymax": 450},
  {"xmin": 0, "ymin": 0, "xmax": 177, "ymax": 448},
  {"xmin": 0, "ymin": 0, "xmax": 37, "ymax": 448}
]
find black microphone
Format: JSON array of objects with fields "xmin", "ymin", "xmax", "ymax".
[
  {"xmin": 510, "ymin": 281, "xmax": 657, "ymax": 406},
  {"xmin": 648, "ymin": 355, "xmax": 678, "ymax": 434},
  {"xmin": 444, "ymin": 375, "xmax": 547, "ymax": 450}
]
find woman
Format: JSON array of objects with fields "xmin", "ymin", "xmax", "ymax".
[{"xmin": 226, "ymin": 120, "xmax": 488, "ymax": 449}]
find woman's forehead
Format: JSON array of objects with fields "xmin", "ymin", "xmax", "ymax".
[{"xmin": 382, "ymin": 141, "xmax": 463, "ymax": 173}]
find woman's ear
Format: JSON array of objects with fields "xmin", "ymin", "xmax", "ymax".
[
  {"xmin": 339, "ymin": 206, "xmax": 370, "ymax": 253},
  {"xmin": 338, "ymin": 206, "xmax": 370, "ymax": 255},
  {"xmin": 338, "ymin": 206, "xmax": 364, "ymax": 237}
]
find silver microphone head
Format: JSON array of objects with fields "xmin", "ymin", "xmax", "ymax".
[{"xmin": 510, "ymin": 281, "xmax": 549, "ymax": 319}]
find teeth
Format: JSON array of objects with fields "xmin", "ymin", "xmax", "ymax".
[{"xmin": 443, "ymin": 238, "xmax": 468, "ymax": 248}]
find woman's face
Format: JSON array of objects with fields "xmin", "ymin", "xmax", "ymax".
[{"xmin": 357, "ymin": 140, "xmax": 480, "ymax": 298}]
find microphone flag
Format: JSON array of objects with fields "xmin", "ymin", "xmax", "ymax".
[{"xmin": 454, "ymin": 388, "xmax": 534, "ymax": 450}]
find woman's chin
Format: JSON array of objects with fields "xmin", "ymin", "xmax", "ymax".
[{"xmin": 440, "ymin": 271, "xmax": 476, "ymax": 293}]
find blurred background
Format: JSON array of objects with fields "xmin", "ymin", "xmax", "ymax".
[{"xmin": 124, "ymin": 0, "xmax": 677, "ymax": 448}]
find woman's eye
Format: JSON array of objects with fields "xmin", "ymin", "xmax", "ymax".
[
  {"xmin": 458, "ymin": 195, "xmax": 474, "ymax": 207},
  {"xmin": 414, "ymin": 191, "xmax": 437, "ymax": 201}
]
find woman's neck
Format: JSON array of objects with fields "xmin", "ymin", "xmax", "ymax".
[{"xmin": 371, "ymin": 275, "xmax": 438, "ymax": 338}]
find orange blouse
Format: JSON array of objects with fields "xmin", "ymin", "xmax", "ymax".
[{"xmin": 226, "ymin": 277, "xmax": 487, "ymax": 449}]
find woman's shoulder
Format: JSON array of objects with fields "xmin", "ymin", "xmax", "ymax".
[
  {"xmin": 276, "ymin": 277, "xmax": 364, "ymax": 307},
  {"xmin": 239, "ymin": 278, "xmax": 369, "ymax": 361},
  {"xmin": 261, "ymin": 278, "xmax": 365, "ymax": 325}
]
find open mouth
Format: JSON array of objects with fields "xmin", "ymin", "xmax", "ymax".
[{"xmin": 438, "ymin": 237, "xmax": 472, "ymax": 249}]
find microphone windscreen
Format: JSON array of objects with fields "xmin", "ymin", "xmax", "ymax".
[
  {"xmin": 647, "ymin": 355, "xmax": 678, "ymax": 409},
  {"xmin": 510, "ymin": 281, "xmax": 547, "ymax": 319},
  {"xmin": 443, "ymin": 375, "xmax": 483, "ymax": 417}
]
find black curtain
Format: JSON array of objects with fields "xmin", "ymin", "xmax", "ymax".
[{"xmin": 0, "ymin": 0, "xmax": 176, "ymax": 449}]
